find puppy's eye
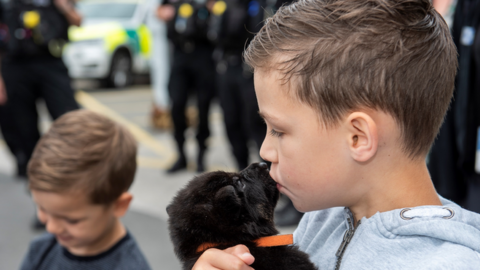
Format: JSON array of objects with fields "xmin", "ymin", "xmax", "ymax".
[{"xmin": 233, "ymin": 177, "xmax": 246, "ymax": 190}]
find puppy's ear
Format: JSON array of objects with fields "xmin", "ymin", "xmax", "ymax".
[
  {"xmin": 214, "ymin": 186, "xmax": 241, "ymax": 218},
  {"xmin": 166, "ymin": 204, "xmax": 174, "ymax": 216}
]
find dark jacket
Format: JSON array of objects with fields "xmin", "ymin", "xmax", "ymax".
[{"xmin": 428, "ymin": 0, "xmax": 480, "ymax": 211}]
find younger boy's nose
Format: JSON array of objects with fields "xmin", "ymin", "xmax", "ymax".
[{"xmin": 45, "ymin": 218, "xmax": 63, "ymax": 235}]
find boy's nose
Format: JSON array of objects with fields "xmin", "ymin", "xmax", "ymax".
[
  {"xmin": 259, "ymin": 137, "xmax": 277, "ymax": 164},
  {"xmin": 45, "ymin": 218, "xmax": 63, "ymax": 235}
]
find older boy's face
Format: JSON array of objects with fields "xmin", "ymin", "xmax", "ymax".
[
  {"xmin": 254, "ymin": 68, "xmax": 352, "ymax": 212},
  {"xmin": 31, "ymin": 189, "xmax": 117, "ymax": 254}
]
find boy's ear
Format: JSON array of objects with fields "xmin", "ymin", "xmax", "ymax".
[
  {"xmin": 113, "ymin": 192, "xmax": 133, "ymax": 218},
  {"xmin": 345, "ymin": 112, "xmax": 378, "ymax": 162}
]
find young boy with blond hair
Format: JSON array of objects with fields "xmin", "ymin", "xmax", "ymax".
[
  {"xmin": 192, "ymin": 0, "xmax": 480, "ymax": 269},
  {"xmin": 21, "ymin": 110, "xmax": 151, "ymax": 269}
]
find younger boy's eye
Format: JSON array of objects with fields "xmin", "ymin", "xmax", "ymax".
[
  {"xmin": 269, "ymin": 129, "xmax": 283, "ymax": 137},
  {"xmin": 65, "ymin": 219, "xmax": 81, "ymax": 225}
]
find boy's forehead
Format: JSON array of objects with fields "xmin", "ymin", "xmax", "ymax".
[
  {"xmin": 31, "ymin": 188, "xmax": 94, "ymax": 210},
  {"xmin": 253, "ymin": 67, "xmax": 303, "ymax": 104}
]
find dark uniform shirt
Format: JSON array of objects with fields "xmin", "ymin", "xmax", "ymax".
[
  {"xmin": 0, "ymin": 1, "xmax": 7, "ymax": 53},
  {"xmin": 2, "ymin": 0, "xmax": 70, "ymax": 62},
  {"xmin": 20, "ymin": 232, "xmax": 152, "ymax": 270}
]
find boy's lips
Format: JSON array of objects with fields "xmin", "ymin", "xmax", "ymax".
[
  {"xmin": 269, "ymin": 171, "xmax": 284, "ymax": 190},
  {"xmin": 56, "ymin": 234, "xmax": 73, "ymax": 242}
]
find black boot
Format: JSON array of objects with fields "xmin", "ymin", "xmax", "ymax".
[
  {"xmin": 15, "ymin": 150, "xmax": 28, "ymax": 180},
  {"xmin": 197, "ymin": 148, "xmax": 206, "ymax": 173},
  {"xmin": 167, "ymin": 154, "xmax": 187, "ymax": 174}
]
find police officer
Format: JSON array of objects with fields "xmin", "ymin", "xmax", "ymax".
[
  {"xmin": 428, "ymin": 0, "xmax": 480, "ymax": 213},
  {"xmin": 209, "ymin": 0, "xmax": 303, "ymax": 226},
  {"xmin": 0, "ymin": 0, "xmax": 81, "ymax": 178},
  {"xmin": 208, "ymin": 0, "xmax": 265, "ymax": 171},
  {"xmin": 157, "ymin": 0, "xmax": 216, "ymax": 173}
]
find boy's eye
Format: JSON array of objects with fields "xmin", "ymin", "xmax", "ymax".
[
  {"xmin": 65, "ymin": 219, "xmax": 81, "ymax": 225},
  {"xmin": 269, "ymin": 129, "xmax": 283, "ymax": 137}
]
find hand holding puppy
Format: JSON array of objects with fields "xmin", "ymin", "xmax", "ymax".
[{"xmin": 193, "ymin": 245, "xmax": 255, "ymax": 270}]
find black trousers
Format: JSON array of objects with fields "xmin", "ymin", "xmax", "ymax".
[
  {"xmin": 168, "ymin": 46, "xmax": 215, "ymax": 153},
  {"xmin": 217, "ymin": 63, "xmax": 266, "ymax": 170},
  {"xmin": 0, "ymin": 58, "xmax": 79, "ymax": 176}
]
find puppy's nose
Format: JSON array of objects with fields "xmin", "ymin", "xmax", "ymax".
[{"xmin": 258, "ymin": 162, "xmax": 268, "ymax": 169}]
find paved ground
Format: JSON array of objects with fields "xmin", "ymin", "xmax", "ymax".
[{"xmin": 0, "ymin": 82, "xmax": 296, "ymax": 269}]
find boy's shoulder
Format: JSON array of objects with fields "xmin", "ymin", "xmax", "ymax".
[
  {"xmin": 108, "ymin": 231, "xmax": 152, "ymax": 269},
  {"xmin": 21, "ymin": 233, "xmax": 57, "ymax": 269},
  {"xmin": 21, "ymin": 232, "xmax": 151, "ymax": 270},
  {"xmin": 294, "ymin": 199, "xmax": 480, "ymax": 269}
]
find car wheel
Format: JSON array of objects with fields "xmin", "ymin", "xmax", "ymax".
[{"xmin": 108, "ymin": 51, "xmax": 132, "ymax": 88}]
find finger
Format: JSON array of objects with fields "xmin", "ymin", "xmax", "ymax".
[
  {"xmin": 224, "ymin": 245, "xmax": 255, "ymax": 266},
  {"xmin": 195, "ymin": 248, "xmax": 254, "ymax": 270},
  {"xmin": 238, "ymin": 253, "xmax": 255, "ymax": 266}
]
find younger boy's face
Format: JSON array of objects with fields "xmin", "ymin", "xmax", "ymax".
[
  {"xmin": 31, "ymin": 189, "xmax": 117, "ymax": 254},
  {"xmin": 254, "ymin": 69, "xmax": 353, "ymax": 212}
]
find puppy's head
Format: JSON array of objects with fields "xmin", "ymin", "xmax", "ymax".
[{"xmin": 167, "ymin": 163, "xmax": 280, "ymax": 260}]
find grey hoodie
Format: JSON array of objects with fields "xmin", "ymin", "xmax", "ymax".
[{"xmin": 294, "ymin": 197, "xmax": 480, "ymax": 269}]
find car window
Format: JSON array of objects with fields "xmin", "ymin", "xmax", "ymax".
[{"xmin": 78, "ymin": 3, "xmax": 137, "ymax": 19}]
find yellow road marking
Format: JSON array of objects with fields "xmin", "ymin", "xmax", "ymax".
[{"xmin": 75, "ymin": 90, "xmax": 176, "ymax": 169}]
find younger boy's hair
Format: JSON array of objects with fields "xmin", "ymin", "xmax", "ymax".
[
  {"xmin": 28, "ymin": 109, "xmax": 137, "ymax": 205},
  {"xmin": 244, "ymin": 0, "xmax": 458, "ymax": 157}
]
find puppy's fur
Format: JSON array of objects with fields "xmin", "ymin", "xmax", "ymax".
[{"xmin": 167, "ymin": 163, "xmax": 318, "ymax": 270}]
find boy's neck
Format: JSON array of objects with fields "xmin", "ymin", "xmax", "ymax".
[
  {"xmin": 67, "ymin": 219, "xmax": 126, "ymax": 256},
  {"xmin": 349, "ymin": 155, "xmax": 441, "ymax": 224}
]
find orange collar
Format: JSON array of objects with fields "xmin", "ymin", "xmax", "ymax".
[{"xmin": 196, "ymin": 234, "xmax": 294, "ymax": 253}]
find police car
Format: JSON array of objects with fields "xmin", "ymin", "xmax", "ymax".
[{"xmin": 63, "ymin": 0, "xmax": 152, "ymax": 88}]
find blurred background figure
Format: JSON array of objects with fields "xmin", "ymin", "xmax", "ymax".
[
  {"xmin": 148, "ymin": 0, "xmax": 171, "ymax": 130},
  {"xmin": 208, "ymin": 0, "xmax": 265, "ymax": 171},
  {"xmin": 158, "ymin": 0, "xmax": 216, "ymax": 173},
  {"xmin": 207, "ymin": 0, "xmax": 302, "ymax": 226},
  {"xmin": 432, "ymin": 0, "xmax": 456, "ymax": 26},
  {"xmin": 0, "ymin": 0, "xmax": 81, "ymax": 179},
  {"xmin": 429, "ymin": 0, "xmax": 480, "ymax": 213},
  {"xmin": 0, "ymin": 0, "xmax": 7, "ymax": 105}
]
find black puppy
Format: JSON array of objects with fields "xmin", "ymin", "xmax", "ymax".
[{"xmin": 167, "ymin": 162, "xmax": 318, "ymax": 270}]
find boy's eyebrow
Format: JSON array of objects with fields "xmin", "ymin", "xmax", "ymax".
[
  {"xmin": 39, "ymin": 206, "xmax": 86, "ymax": 221},
  {"xmin": 258, "ymin": 111, "xmax": 277, "ymax": 122}
]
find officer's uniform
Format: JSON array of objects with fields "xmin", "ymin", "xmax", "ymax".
[
  {"xmin": 0, "ymin": 0, "xmax": 79, "ymax": 177},
  {"xmin": 163, "ymin": 0, "xmax": 216, "ymax": 173},
  {"xmin": 209, "ymin": 0, "xmax": 266, "ymax": 170},
  {"xmin": 428, "ymin": 0, "xmax": 480, "ymax": 213}
]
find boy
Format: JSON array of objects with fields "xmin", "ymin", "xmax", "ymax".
[
  {"xmin": 192, "ymin": 0, "xmax": 480, "ymax": 269},
  {"xmin": 21, "ymin": 110, "xmax": 151, "ymax": 270}
]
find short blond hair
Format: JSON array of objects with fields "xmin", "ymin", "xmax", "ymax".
[
  {"xmin": 28, "ymin": 110, "xmax": 137, "ymax": 205},
  {"xmin": 244, "ymin": 0, "xmax": 457, "ymax": 157}
]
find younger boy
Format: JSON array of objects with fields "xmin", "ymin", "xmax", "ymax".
[
  {"xmin": 193, "ymin": 0, "xmax": 480, "ymax": 269},
  {"xmin": 21, "ymin": 110, "xmax": 151, "ymax": 270}
]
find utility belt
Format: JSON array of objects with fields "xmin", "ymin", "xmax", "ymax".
[
  {"xmin": 174, "ymin": 39, "xmax": 212, "ymax": 53},
  {"xmin": 214, "ymin": 48, "xmax": 252, "ymax": 77}
]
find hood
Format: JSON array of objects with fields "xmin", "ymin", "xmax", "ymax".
[
  {"xmin": 364, "ymin": 196, "xmax": 480, "ymax": 253},
  {"xmin": 68, "ymin": 21, "xmax": 125, "ymax": 42}
]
